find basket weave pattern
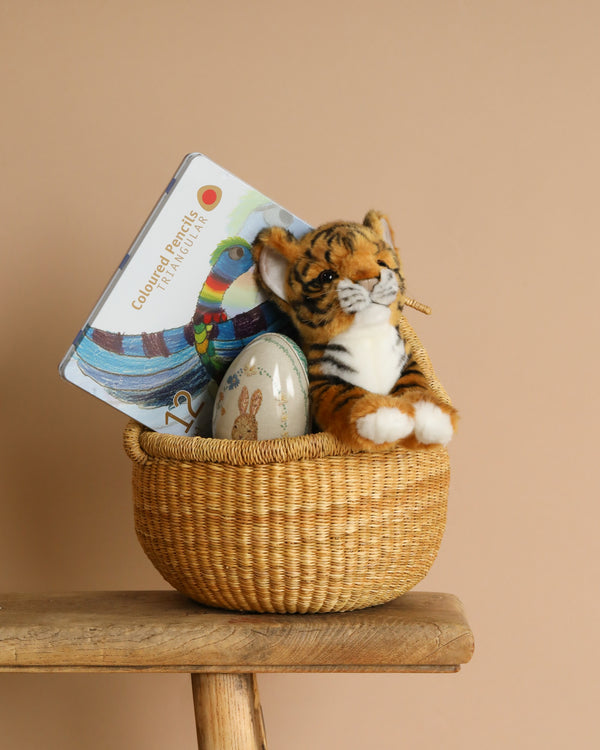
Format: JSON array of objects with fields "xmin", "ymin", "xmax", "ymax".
[{"xmin": 124, "ymin": 316, "xmax": 453, "ymax": 614}]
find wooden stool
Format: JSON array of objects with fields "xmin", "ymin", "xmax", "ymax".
[{"xmin": 0, "ymin": 590, "xmax": 474, "ymax": 748}]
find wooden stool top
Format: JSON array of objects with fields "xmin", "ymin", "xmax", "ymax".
[{"xmin": 0, "ymin": 590, "xmax": 474, "ymax": 674}]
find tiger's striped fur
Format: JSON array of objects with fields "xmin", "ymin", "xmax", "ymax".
[{"xmin": 252, "ymin": 210, "xmax": 458, "ymax": 451}]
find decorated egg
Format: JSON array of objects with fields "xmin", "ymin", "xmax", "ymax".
[{"xmin": 212, "ymin": 333, "xmax": 311, "ymax": 440}]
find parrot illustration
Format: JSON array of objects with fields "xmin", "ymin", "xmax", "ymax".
[
  {"xmin": 193, "ymin": 237, "xmax": 260, "ymax": 380},
  {"xmin": 73, "ymin": 236, "xmax": 289, "ymax": 409}
]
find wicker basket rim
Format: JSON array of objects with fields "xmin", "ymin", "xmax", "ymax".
[{"xmin": 124, "ymin": 419, "xmax": 396, "ymax": 466}]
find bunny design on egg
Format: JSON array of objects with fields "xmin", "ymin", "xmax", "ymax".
[
  {"xmin": 231, "ymin": 386, "xmax": 262, "ymax": 440},
  {"xmin": 212, "ymin": 333, "xmax": 310, "ymax": 441}
]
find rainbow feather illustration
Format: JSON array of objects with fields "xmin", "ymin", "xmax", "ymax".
[{"xmin": 73, "ymin": 236, "xmax": 288, "ymax": 408}]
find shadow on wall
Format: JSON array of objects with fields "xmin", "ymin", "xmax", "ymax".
[
  {"xmin": 0, "ymin": 237, "xmax": 147, "ymax": 590},
  {"xmin": 0, "ymin": 674, "xmax": 197, "ymax": 748}
]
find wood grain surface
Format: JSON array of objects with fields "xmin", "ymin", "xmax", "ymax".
[
  {"xmin": 0, "ymin": 590, "xmax": 474, "ymax": 673},
  {"xmin": 192, "ymin": 674, "xmax": 267, "ymax": 750}
]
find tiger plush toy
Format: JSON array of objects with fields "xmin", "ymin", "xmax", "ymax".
[{"xmin": 251, "ymin": 210, "xmax": 458, "ymax": 452}]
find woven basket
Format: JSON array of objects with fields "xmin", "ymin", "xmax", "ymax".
[{"xmin": 123, "ymin": 315, "xmax": 453, "ymax": 614}]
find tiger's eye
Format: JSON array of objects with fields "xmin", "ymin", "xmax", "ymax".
[
  {"xmin": 319, "ymin": 270, "xmax": 336, "ymax": 284},
  {"xmin": 377, "ymin": 260, "xmax": 389, "ymax": 268}
]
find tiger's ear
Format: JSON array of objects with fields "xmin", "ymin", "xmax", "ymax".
[
  {"xmin": 363, "ymin": 210, "xmax": 396, "ymax": 249},
  {"xmin": 252, "ymin": 226, "xmax": 301, "ymax": 302}
]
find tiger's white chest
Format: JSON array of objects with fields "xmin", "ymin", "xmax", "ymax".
[{"xmin": 321, "ymin": 306, "xmax": 407, "ymax": 395}]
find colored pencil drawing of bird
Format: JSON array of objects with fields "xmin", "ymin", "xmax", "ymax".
[{"xmin": 73, "ymin": 236, "xmax": 289, "ymax": 409}]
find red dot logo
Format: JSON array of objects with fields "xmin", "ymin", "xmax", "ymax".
[{"xmin": 197, "ymin": 185, "xmax": 222, "ymax": 211}]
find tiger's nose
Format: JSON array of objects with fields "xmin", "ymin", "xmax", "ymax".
[{"xmin": 357, "ymin": 277, "xmax": 378, "ymax": 293}]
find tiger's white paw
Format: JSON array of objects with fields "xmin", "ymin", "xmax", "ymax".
[
  {"xmin": 413, "ymin": 401, "xmax": 454, "ymax": 446},
  {"xmin": 356, "ymin": 407, "xmax": 414, "ymax": 444}
]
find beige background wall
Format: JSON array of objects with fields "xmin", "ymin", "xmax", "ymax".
[{"xmin": 1, "ymin": 1, "xmax": 598, "ymax": 747}]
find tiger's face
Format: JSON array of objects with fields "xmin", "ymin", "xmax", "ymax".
[{"xmin": 252, "ymin": 211, "xmax": 406, "ymax": 342}]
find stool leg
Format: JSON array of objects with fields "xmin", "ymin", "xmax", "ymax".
[{"xmin": 191, "ymin": 673, "xmax": 267, "ymax": 750}]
